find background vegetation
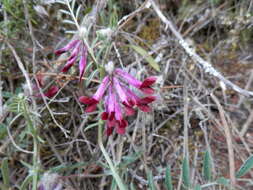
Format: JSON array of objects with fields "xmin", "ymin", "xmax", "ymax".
[{"xmin": 1, "ymin": 0, "xmax": 253, "ymax": 189}]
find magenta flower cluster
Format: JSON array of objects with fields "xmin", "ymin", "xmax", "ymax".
[
  {"xmin": 55, "ymin": 39, "xmax": 87, "ymax": 81},
  {"xmin": 55, "ymin": 39, "xmax": 156, "ymax": 135},
  {"xmin": 79, "ymin": 68, "xmax": 156, "ymax": 135}
]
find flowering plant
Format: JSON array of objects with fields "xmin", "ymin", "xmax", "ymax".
[{"xmin": 79, "ymin": 62, "xmax": 156, "ymax": 135}]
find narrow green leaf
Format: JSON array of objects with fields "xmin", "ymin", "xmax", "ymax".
[
  {"xmin": 20, "ymin": 160, "xmax": 33, "ymax": 169},
  {"xmin": 147, "ymin": 170, "xmax": 156, "ymax": 190},
  {"xmin": 75, "ymin": 5, "xmax": 82, "ymax": 18},
  {"xmin": 59, "ymin": 9, "xmax": 72, "ymax": 16},
  {"xmin": 203, "ymin": 150, "xmax": 212, "ymax": 181},
  {"xmin": 182, "ymin": 157, "xmax": 190, "ymax": 188},
  {"xmin": 194, "ymin": 184, "xmax": 201, "ymax": 190},
  {"xmin": 0, "ymin": 183, "xmax": 9, "ymax": 190},
  {"xmin": 129, "ymin": 45, "xmax": 160, "ymax": 71},
  {"xmin": 20, "ymin": 175, "xmax": 33, "ymax": 190},
  {"xmin": 1, "ymin": 158, "xmax": 10, "ymax": 187},
  {"xmin": 165, "ymin": 166, "xmax": 173, "ymax": 190},
  {"xmin": 216, "ymin": 177, "xmax": 229, "ymax": 187},
  {"xmin": 130, "ymin": 182, "xmax": 136, "ymax": 190},
  {"xmin": 0, "ymin": 124, "xmax": 7, "ymax": 140},
  {"xmin": 49, "ymin": 162, "xmax": 89, "ymax": 173},
  {"xmin": 71, "ymin": 0, "xmax": 76, "ymax": 10},
  {"xmin": 62, "ymin": 19, "xmax": 76, "ymax": 25},
  {"xmin": 110, "ymin": 178, "xmax": 117, "ymax": 190},
  {"xmin": 85, "ymin": 69, "xmax": 99, "ymax": 87},
  {"xmin": 236, "ymin": 155, "xmax": 253, "ymax": 178},
  {"xmin": 120, "ymin": 152, "xmax": 142, "ymax": 167}
]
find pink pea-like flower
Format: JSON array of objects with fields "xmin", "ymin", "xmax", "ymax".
[
  {"xmin": 55, "ymin": 39, "xmax": 87, "ymax": 81},
  {"xmin": 79, "ymin": 64, "xmax": 156, "ymax": 135}
]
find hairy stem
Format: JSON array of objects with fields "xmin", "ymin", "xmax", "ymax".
[
  {"xmin": 98, "ymin": 120, "xmax": 127, "ymax": 190},
  {"xmin": 23, "ymin": 102, "xmax": 40, "ymax": 190}
]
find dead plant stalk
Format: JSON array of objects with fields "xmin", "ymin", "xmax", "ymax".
[{"xmin": 211, "ymin": 93, "xmax": 236, "ymax": 187}]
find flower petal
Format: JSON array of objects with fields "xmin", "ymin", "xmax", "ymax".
[
  {"xmin": 68, "ymin": 41, "xmax": 81, "ymax": 60},
  {"xmin": 114, "ymin": 99, "xmax": 123, "ymax": 121},
  {"xmin": 125, "ymin": 106, "xmax": 135, "ymax": 116},
  {"xmin": 116, "ymin": 126, "xmax": 125, "ymax": 134},
  {"xmin": 85, "ymin": 104, "xmax": 97, "ymax": 112},
  {"xmin": 120, "ymin": 119, "xmax": 128, "ymax": 128},
  {"xmin": 79, "ymin": 96, "xmax": 98, "ymax": 105},
  {"xmin": 138, "ymin": 104, "xmax": 151, "ymax": 112},
  {"xmin": 44, "ymin": 86, "xmax": 59, "ymax": 98},
  {"xmin": 61, "ymin": 55, "xmax": 77, "ymax": 72},
  {"xmin": 115, "ymin": 68, "xmax": 142, "ymax": 88},
  {"xmin": 140, "ymin": 76, "xmax": 157, "ymax": 88},
  {"xmin": 55, "ymin": 39, "xmax": 80, "ymax": 55},
  {"xmin": 139, "ymin": 96, "xmax": 156, "ymax": 104},
  {"xmin": 113, "ymin": 77, "xmax": 129, "ymax": 105},
  {"xmin": 79, "ymin": 47, "xmax": 87, "ymax": 81},
  {"xmin": 107, "ymin": 85, "xmax": 115, "ymax": 115},
  {"xmin": 93, "ymin": 76, "xmax": 110, "ymax": 101},
  {"xmin": 139, "ymin": 87, "xmax": 155, "ymax": 94},
  {"xmin": 101, "ymin": 112, "xmax": 108, "ymax": 120},
  {"xmin": 106, "ymin": 125, "xmax": 114, "ymax": 136},
  {"xmin": 124, "ymin": 86, "xmax": 140, "ymax": 105}
]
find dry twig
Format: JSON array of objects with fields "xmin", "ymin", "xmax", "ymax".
[{"xmin": 150, "ymin": 0, "xmax": 253, "ymax": 97}]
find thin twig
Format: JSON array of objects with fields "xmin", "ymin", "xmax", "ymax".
[{"xmin": 6, "ymin": 42, "xmax": 33, "ymax": 95}]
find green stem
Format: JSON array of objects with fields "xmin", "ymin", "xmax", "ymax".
[
  {"xmin": 32, "ymin": 137, "xmax": 39, "ymax": 190},
  {"xmin": 23, "ymin": 102, "xmax": 39, "ymax": 190},
  {"xmin": 98, "ymin": 121, "xmax": 127, "ymax": 190}
]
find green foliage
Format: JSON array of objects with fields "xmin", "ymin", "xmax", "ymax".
[
  {"xmin": 8, "ymin": 93, "xmax": 28, "ymax": 114},
  {"xmin": 129, "ymin": 45, "xmax": 160, "ymax": 72},
  {"xmin": 209, "ymin": 0, "xmax": 221, "ymax": 5},
  {"xmin": 119, "ymin": 152, "xmax": 142, "ymax": 168},
  {"xmin": 99, "ymin": 0, "xmax": 119, "ymax": 28},
  {"xmin": 20, "ymin": 175, "xmax": 33, "ymax": 190},
  {"xmin": 0, "ymin": 124, "xmax": 8, "ymax": 140},
  {"xmin": 130, "ymin": 182, "xmax": 136, "ymax": 190},
  {"xmin": 165, "ymin": 166, "xmax": 173, "ymax": 190},
  {"xmin": 216, "ymin": 177, "xmax": 229, "ymax": 187},
  {"xmin": 236, "ymin": 155, "xmax": 253, "ymax": 178},
  {"xmin": 194, "ymin": 184, "xmax": 201, "ymax": 190},
  {"xmin": 0, "ymin": 0, "xmax": 36, "ymax": 37},
  {"xmin": 182, "ymin": 157, "xmax": 190, "ymax": 189},
  {"xmin": 147, "ymin": 170, "xmax": 156, "ymax": 190},
  {"xmin": 203, "ymin": 150, "xmax": 212, "ymax": 181},
  {"xmin": 1, "ymin": 158, "xmax": 10, "ymax": 188},
  {"xmin": 49, "ymin": 162, "xmax": 90, "ymax": 173}
]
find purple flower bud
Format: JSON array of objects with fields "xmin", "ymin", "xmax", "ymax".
[
  {"xmin": 55, "ymin": 39, "xmax": 89, "ymax": 82},
  {"xmin": 55, "ymin": 39, "xmax": 79, "ymax": 55},
  {"xmin": 79, "ymin": 47, "xmax": 87, "ymax": 81}
]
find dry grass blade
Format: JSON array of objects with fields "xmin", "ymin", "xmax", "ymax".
[{"xmin": 210, "ymin": 93, "xmax": 236, "ymax": 187}]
